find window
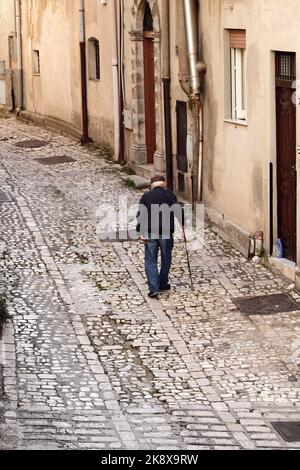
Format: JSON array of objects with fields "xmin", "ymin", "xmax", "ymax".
[
  {"xmin": 229, "ymin": 30, "xmax": 246, "ymax": 121},
  {"xmin": 143, "ymin": 2, "xmax": 153, "ymax": 32},
  {"xmin": 0, "ymin": 61, "xmax": 5, "ymax": 76},
  {"xmin": 0, "ymin": 81, "xmax": 6, "ymax": 105},
  {"xmin": 33, "ymin": 50, "xmax": 40, "ymax": 75},
  {"xmin": 9, "ymin": 36, "xmax": 17, "ymax": 64},
  {"xmin": 275, "ymin": 52, "xmax": 296, "ymax": 81},
  {"xmin": 88, "ymin": 38, "xmax": 100, "ymax": 81}
]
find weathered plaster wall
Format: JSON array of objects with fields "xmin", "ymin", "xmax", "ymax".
[
  {"xmin": 0, "ymin": 0, "xmax": 15, "ymax": 109},
  {"xmin": 21, "ymin": 0, "xmax": 114, "ymax": 149},
  {"xmin": 201, "ymin": 0, "xmax": 300, "ymax": 256}
]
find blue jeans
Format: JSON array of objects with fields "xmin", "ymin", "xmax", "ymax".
[{"xmin": 145, "ymin": 237, "xmax": 174, "ymax": 294}]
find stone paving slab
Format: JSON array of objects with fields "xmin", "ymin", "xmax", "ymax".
[{"xmin": 0, "ymin": 117, "xmax": 300, "ymax": 449}]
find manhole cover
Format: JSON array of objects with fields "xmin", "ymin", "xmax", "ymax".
[
  {"xmin": 0, "ymin": 191, "xmax": 10, "ymax": 202},
  {"xmin": 232, "ymin": 293, "xmax": 300, "ymax": 316},
  {"xmin": 16, "ymin": 139, "xmax": 49, "ymax": 149},
  {"xmin": 272, "ymin": 422, "xmax": 300, "ymax": 442},
  {"xmin": 36, "ymin": 156, "xmax": 76, "ymax": 165}
]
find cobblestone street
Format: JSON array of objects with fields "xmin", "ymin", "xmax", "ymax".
[{"xmin": 0, "ymin": 116, "xmax": 300, "ymax": 450}]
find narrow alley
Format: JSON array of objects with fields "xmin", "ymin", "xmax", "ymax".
[{"xmin": 0, "ymin": 117, "xmax": 300, "ymax": 450}]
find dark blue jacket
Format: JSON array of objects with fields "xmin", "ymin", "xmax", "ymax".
[{"xmin": 136, "ymin": 187, "xmax": 184, "ymax": 238}]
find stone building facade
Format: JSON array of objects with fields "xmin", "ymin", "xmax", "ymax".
[{"xmin": 124, "ymin": 0, "xmax": 166, "ymax": 177}]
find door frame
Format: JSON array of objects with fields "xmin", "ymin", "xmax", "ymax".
[
  {"xmin": 274, "ymin": 51, "xmax": 297, "ymax": 262},
  {"xmin": 143, "ymin": 30, "xmax": 156, "ymax": 164},
  {"xmin": 129, "ymin": 0, "xmax": 164, "ymax": 169}
]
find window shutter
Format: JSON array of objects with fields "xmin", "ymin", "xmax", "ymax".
[{"xmin": 230, "ymin": 30, "xmax": 246, "ymax": 49}]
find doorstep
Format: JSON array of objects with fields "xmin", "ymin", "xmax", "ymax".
[
  {"xmin": 268, "ymin": 257, "xmax": 296, "ymax": 282},
  {"xmin": 130, "ymin": 163, "xmax": 165, "ymax": 181}
]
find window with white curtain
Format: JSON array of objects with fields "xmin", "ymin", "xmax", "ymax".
[{"xmin": 229, "ymin": 30, "xmax": 247, "ymax": 121}]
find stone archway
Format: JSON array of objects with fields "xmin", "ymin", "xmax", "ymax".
[{"xmin": 129, "ymin": 0, "xmax": 165, "ymax": 173}]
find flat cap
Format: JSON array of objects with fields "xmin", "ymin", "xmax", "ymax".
[{"xmin": 151, "ymin": 175, "xmax": 166, "ymax": 185}]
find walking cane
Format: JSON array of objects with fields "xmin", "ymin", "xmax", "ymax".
[{"xmin": 182, "ymin": 226, "xmax": 195, "ymax": 291}]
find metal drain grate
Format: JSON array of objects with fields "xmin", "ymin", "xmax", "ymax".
[
  {"xmin": 16, "ymin": 139, "xmax": 49, "ymax": 149},
  {"xmin": 232, "ymin": 293, "xmax": 300, "ymax": 316},
  {"xmin": 272, "ymin": 422, "xmax": 300, "ymax": 442},
  {"xmin": 36, "ymin": 156, "xmax": 76, "ymax": 165},
  {"xmin": 0, "ymin": 191, "xmax": 10, "ymax": 202}
]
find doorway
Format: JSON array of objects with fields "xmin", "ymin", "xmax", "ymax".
[
  {"xmin": 275, "ymin": 52, "xmax": 297, "ymax": 262},
  {"xmin": 143, "ymin": 3, "xmax": 156, "ymax": 164},
  {"xmin": 176, "ymin": 101, "xmax": 188, "ymax": 174}
]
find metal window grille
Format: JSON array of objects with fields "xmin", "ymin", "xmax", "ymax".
[
  {"xmin": 275, "ymin": 52, "xmax": 296, "ymax": 81},
  {"xmin": 95, "ymin": 41, "xmax": 100, "ymax": 80},
  {"xmin": 143, "ymin": 3, "xmax": 153, "ymax": 32}
]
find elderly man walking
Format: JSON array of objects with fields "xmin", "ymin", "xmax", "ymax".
[{"xmin": 136, "ymin": 176, "xmax": 183, "ymax": 299}]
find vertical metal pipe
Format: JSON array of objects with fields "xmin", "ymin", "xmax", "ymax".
[
  {"xmin": 191, "ymin": 101, "xmax": 200, "ymax": 204},
  {"xmin": 182, "ymin": 0, "xmax": 202, "ymax": 204},
  {"xmin": 162, "ymin": 0, "xmax": 173, "ymax": 190},
  {"xmin": 177, "ymin": 0, "xmax": 190, "ymax": 96},
  {"xmin": 198, "ymin": 4, "xmax": 204, "ymax": 202},
  {"xmin": 199, "ymin": 105, "xmax": 204, "ymax": 201},
  {"xmin": 162, "ymin": 0, "xmax": 170, "ymax": 79},
  {"xmin": 163, "ymin": 79, "xmax": 173, "ymax": 189},
  {"xmin": 15, "ymin": 0, "xmax": 23, "ymax": 110},
  {"xmin": 183, "ymin": 0, "xmax": 201, "ymax": 98},
  {"xmin": 270, "ymin": 162, "xmax": 274, "ymax": 256},
  {"xmin": 79, "ymin": 0, "xmax": 89, "ymax": 143},
  {"xmin": 111, "ymin": 0, "xmax": 121, "ymax": 160},
  {"xmin": 119, "ymin": 0, "xmax": 125, "ymax": 162}
]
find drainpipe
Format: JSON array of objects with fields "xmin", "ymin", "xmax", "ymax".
[
  {"xmin": 183, "ymin": 0, "xmax": 201, "ymax": 204},
  {"xmin": 119, "ymin": 0, "xmax": 125, "ymax": 162},
  {"xmin": 199, "ymin": 103, "xmax": 204, "ymax": 201},
  {"xmin": 183, "ymin": 0, "xmax": 201, "ymax": 99},
  {"xmin": 177, "ymin": 0, "xmax": 190, "ymax": 96},
  {"xmin": 15, "ymin": 0, "xmax": 23, "ymax": 111},
  {"xmin": 111, "ymin": 0, "xmax": 121, "ymax": 160},
  {"xmin": 79, "ymin": 0, "xmax": 89, "ymax": 143},
  {"xmin": 182, "ymin": 0, "xmax": 206, "ymax": 204},
  {"xmin": 162, "ymin": 0, "xmax": 173, "ymax": 190},
  {"xmin": 197, "ymin": 4, "xmax": 205, "ymax": 202}
]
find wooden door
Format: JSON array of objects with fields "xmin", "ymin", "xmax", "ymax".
[
  {"xmin": 176, "ymin": 101, "xmax": 188, "ymax": 173},
  {"xmin": 276, "ymin": 52, "xmax": 297, "ymax": 262},
  {"xmin": 143, "ymin": 33, "xmax": 156, "ymax": 164}
]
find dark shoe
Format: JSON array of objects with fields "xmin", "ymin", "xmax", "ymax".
[
  {"xmin": 148, "ymin": 292, "xmax": 159, "ymax": 299},
  {"xmin": 159, "ymin": 284, "xmax": 171, "ymax": 293}
]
